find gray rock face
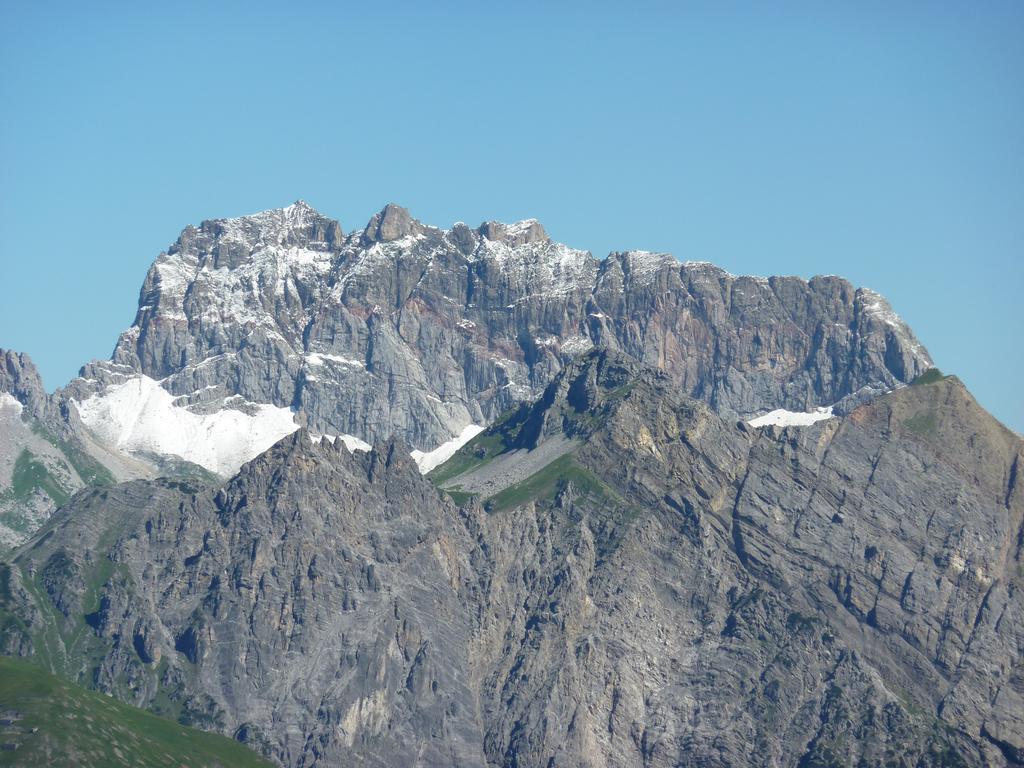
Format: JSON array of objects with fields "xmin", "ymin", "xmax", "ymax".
[
  {"xmin": 0, "ymin": 202, "xmax": 937, "ymax": 545},
  {"xmin": 2, "ymin": 433, "xmax": 489, "ymax": 766},
  {"xmin": 3, "ymin": 351, "xmax": 1019, "ymax": 766},
  {"xmin": 0, "ymin": 349, "xmax": 127, "ymax": 548},
  {"xmin": 0, "ymin": 349, "xmax": 48, "ymax": 419},
  {"xmin": 105, "ymin": 202, "xmax": 932, "ymax": 451}
]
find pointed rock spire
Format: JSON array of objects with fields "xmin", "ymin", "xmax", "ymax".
[
  {"xmin": 361, "ymin": 203, "xmax": 426, "ymax": 244},
  {"xmin": 0, "ymin": 349, "xmax": 47, "ymax": 417}
]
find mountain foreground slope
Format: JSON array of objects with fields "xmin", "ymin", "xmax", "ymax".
[
  {"xmin": 1, "ymin": 349, "xmax": 1020, "ymax": 767},
  {"xmin": 0, "ymin": 655, "xmax": 274, "ymax": 767}
]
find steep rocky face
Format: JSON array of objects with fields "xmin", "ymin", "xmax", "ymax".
[
  {"xmin": 462, "ymin": 352, "xmax": 1023, "ymax": 767},
  {"xmin": 0, "ymin": 202, "xmax": 935, "ymax": 543},
  {"xmin": 0, "ymin": 349, "xmax": 123, "ymax": 547},
  {"xmin": 437, "ymin": 351, "xmax": 1022, "ymax": 766},
  {"xmin": 100, "ymin": 201, "xmax": 931, "ymax": 456},
  {"xmin": 0, "ymin": 349, "xmax": 48, "ymax": 419},
  {"xmin": 1, "ymin": 433, "xmax": 489, "ymax": 766},
  {"xmin": 3, "ymin": 351, "xmax": 1019, "ymax": 766}
]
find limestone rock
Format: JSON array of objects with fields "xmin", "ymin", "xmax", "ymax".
[{"xmin": 3, "ymin": 354, "xmax": 1017, "ymax": 766}]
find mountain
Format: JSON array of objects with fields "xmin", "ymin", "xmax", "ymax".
[
  {"xmin": 2, "ymin": 350, "xmax": 1020, "ymax": 766},
  {"xmin": 0, "ymin": 351, "xmax": 120, "ymax": 547},
  {"xmin": 0, "ymin": 201, "xmax": 933, "ymax": 545},
  {"xmin": 4, "ymin": 201, "xmax": 1014, "ymax": 766},
  {"xmin": 106, "ymin": 200, "xmax": 930, "ymax": 446}
]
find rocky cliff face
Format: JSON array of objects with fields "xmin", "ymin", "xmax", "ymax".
[
  {"xmin": 1, "ymin": 202, "xmax": 934, "ymax": 545},
  {"xmin": 0, "ymin": 350, "xmax": 48, "ymax": 420},
  {"xmin": 2, "ymin": 432, "xmax": 490, "ymax": 766},
  {"xmin": 102, "ymin": 201, "xmax": 931, "ymax": 453},
  {"xmin": 3, "ymin": 351, "xmax": 1019, "ymax": 766},
  {"xmin": 0, "ymin": 350, "xmax": 127, "ymax": 546}
]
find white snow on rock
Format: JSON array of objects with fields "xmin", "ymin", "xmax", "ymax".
[
  {"xmin": 857, "ymin": 288, "xmax": 931, "ymax": 366},
  {"xmin": 561, "ymin": 335, "xmax": 594, "ymax": 356},
  {"xmin": 312, "ymin": 433, "xmax": 372, "ymax": 452},
  {"xmin": 504, "ymin": 218, "xmax": 541, "ymax": 236},
  {"xmin": 0, "ymin": 393, "xmax": 23, "ymax": 415},
  {"xmin": 305, "ymin": 352, "xmax": 365, "ymax": 368},
  {"xmin": 622, "ymin": 251, "xmax": 675, "ymax": 284},
  {"xmin": 748, "ymin": 406, "xmax": 835, "ymax": 428},
  {"xmin": 74, "ymin": 375, "xmax": 299, "ymax": 476},
  {"xmin": 477, "ymin": 235, "xmax": 596, "ymax": 296},
  {"xmin": 411, "ymin": 424, "xmax": 485, "ymax": 474}
]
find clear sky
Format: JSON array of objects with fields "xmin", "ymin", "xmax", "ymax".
[{"xmin": 1, "ymin": 1, "xmax": 1021, "ymax": 431}]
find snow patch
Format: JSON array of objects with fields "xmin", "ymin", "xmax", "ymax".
[
  {"xmin": 504, "ymin": 219, "xmax": 542, "ymax": 238},
  {"xmin": 305, "ymin": 352, "xmax": 365, "ymax": 368},
  {"xmin": 477, "ymin": 235, "xmax": 595, "ymax": 296},
  {"xmin": 411, "ymin": 424, "xmax": 485, "ymax": 475},
  {"xmin": 312, "ymin": 433, "xmax": 372, "ymax": 452},
  {"xmin": 561, "ymin": 335, "xmax": 594, "ymax": 356},
  {"xmin": 0, "ymin": 393, "xmax": 23, "ymax": 415},
  {"xmin": 748, "ymin": 406, "xmax": 835, "ymax": 428},
  {"xmin": 74, "ymin": 375, "xmax": 299, "ymax": 476}
]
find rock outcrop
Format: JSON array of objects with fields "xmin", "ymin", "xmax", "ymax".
[
  {"xmin": 1, "ymin": 349, "xmax": 48, "ymax": 419},
  {"xmin": 102, "ymin": 201, "xmax": 931, "ymax": 453},
  {"xmin": 3, "ymin": 351, "xmax": 1019, "ymax": 766},
  {"xmin": 1, "ymin": 202, "xmax": 936, "ymax": 545}
]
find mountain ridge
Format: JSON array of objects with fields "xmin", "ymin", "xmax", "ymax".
[
  {"xmin": 1, "ymin": 348, "xmax": 1020, "ymax": 765},
  {"xmin": 0, "ymin": 201, "xmax": 934, "ymax": 546}
]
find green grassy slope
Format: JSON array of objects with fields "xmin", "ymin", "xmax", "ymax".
[{"xmin": 0, "ymin": 655, "xmax": 273, "ymax": 768}]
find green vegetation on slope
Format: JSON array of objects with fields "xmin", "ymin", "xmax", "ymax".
[
  {"xmin": 29, "ymin": 421, "xmax": 116, "ymax": 489},
  {"xmin": 7, "ymin": 450, "xmax": 70, "ymax": 508},
  {"xmin": 911, "ymin": 368, "xmax": 946, "ymax": 386},
  {"xmin": 428, "ymin": 404, "xmax": 530, "ymax": 485},
  {"xmin": 0, "ymin": 655, "xmax": 273, "ymax": 767},
  {"xmin": 904, "ymin": 409, "xmax": 939, "ymax": 436},
  {"xmin": 1, "ymin": 417, "xmax": 117, "ymax": 541},
  {"xmin": 0, "ymin": 451, "xmax": 73, "ymax": 536},
  {"xmin": 486, "ymin": 453, "xmax": 619, "ymax": 513}
]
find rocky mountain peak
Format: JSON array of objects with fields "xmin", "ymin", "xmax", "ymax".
[
  {"xmin": 361, "ymin": 202, "xmax": 429, "ymax": 244},
  {"xmin": 0, "ymin": 349, "xmax": 47, "ymax": 417},
  {"xmin": 170, "ymin": 201, "xmax": 344, "ymax": 261},
  {"xmin": 537, "ymin": 348, "xmax": 669, "ymax": 420},
  {"xmin": 234, "ymin": 428, "xmax": 424, "ymax": 496},
  {"xmin": 478, "ymin": 218, "xmax": 549, "ymax": 246},
  {"xmin": 40, "ymin": 201, "xmax": 937, "ymax": 516}
]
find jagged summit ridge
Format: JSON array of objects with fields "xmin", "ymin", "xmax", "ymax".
[
  {"xmin": 75, "ymin": 200, "xmax": 932, "ymax": 477},
  {"xmin": 187, "ymin": 199, "xmax": 344, "ymax": 251},
  {"xmin": 0, "ymin": 201, "xmax": 934, "ymax": 544}
]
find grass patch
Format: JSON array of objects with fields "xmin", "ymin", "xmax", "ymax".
[
  {"xmin": 429, "ymin": 404, "xmax": 530, "ymax": 485},
  {"xmin": 903, "ymin": 410, "xmax": 938, "ymax": 436},
  {"xmin": 911, "ymin": 368, "xmax": 946, "ymax": 386},
  {"xmin": 0, "ymin": 450, "xmax": 70, "ymax": 509},
  {"xmin": 29, "ymin": 421, "xmax": 116, "ymax": 488},
  {"xmin": 0, "ymin": 655, "xmax": 272, "ymax": 767},
  {"xmin": 485, "ymin": 453, "xmax": 620, "ymax": 513},
  {"xmin": 444, "ymin": 489, "xmax": 476, "ymax": 507}
]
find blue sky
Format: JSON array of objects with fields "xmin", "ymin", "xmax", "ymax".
[{"xmin": 1, "ymin": 1, "xmax": 1021, "ymax": 431}]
